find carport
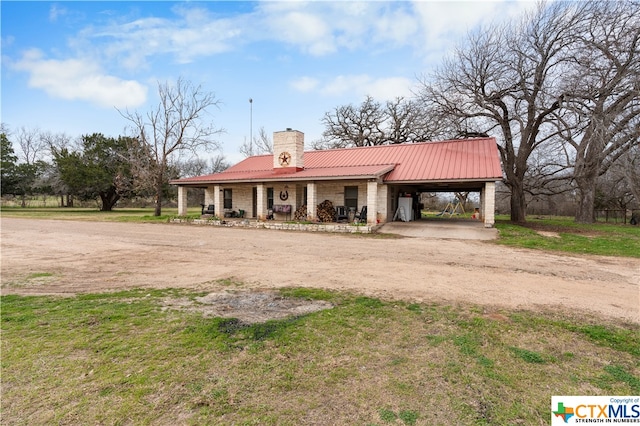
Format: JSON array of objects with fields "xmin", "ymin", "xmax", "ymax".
[{"xmin": 383, "ymin": 179, "xmax": 497, "ymax": 228}]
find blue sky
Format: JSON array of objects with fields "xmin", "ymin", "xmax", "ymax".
[{"xmin": 1, "ymin": 1, "xmax": 534, "ymax": 164}]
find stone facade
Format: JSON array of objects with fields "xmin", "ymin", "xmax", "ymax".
[
  {"xmin": 171, "ymin": 217, "xmax": 376, "ymax": 233},
  {"xmin": 273, "ymin": 129, "xmax": 304, "ymax": 171}
]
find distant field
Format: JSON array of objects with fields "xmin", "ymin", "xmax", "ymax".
[{"xmin": 0, "ymin": 206, "xmax": 198, "ymax": 222}]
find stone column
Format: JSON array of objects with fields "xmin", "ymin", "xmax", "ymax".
[
  {"xmin": 214, "ymin": 185, "xmax": 222, "ymax": 217},
  {"xmin": 204, "ymin": 186, "xmax": 215, "ymax": 206},
  {"xmin": 306, "ymin": 182, "xmax": 317, "ymax": 221},
  {"xmin": 177, "ymin": 186, "xmax": 188, "ymax": 216},
  {"xmin": 482, "ymin": 182, "xmax": 496, "ymax": 227},
  {"xmin": 366, "ymin": 180, "xmax": 378, "ymax": 225},
  {"xmin": 256, "ymin": 184, "xmax": 265, "ymax": 220}
]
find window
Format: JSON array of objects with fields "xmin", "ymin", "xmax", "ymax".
[
  {"xmin": 267, "ymin": 187, "xmax": 274, "ymax": 209},
  {"xmin": 223, "ymin": 188, "xmax": 232, "ymax": 209},
  {"xmin": 344, "ymin": 186, "xmax": 358, "ymax": 210}
]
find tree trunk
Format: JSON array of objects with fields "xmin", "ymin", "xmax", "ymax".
[
  {"xmin": 505, "ymin": 164, "xmax": 527, "ymax": 222},
  {"xmin": 575, "ymin": 178, "xmax": 597, "ymax": 224},
  {"xmin": 510, "ymin": 183, "xmax": 527, "ymax": 223},
  {"xmin": 154, "ymin": 175, "xmax": 163, "ymax": 216},
  {"xmin": 573, "ymin": 149, "xmax": 599, "ymax": 223},
  {"xmin": 99, "ymin": 187, "xmax": 120, "ymax": 211}
]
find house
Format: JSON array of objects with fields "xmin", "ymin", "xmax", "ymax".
[{"xmin": 171, "ymin": 129, "xmax": 503, "ymax": 227}]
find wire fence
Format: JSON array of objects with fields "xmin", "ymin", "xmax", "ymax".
[{"xmin": 595, "ymin": 209, "xmax": 640, "ymax": 225}]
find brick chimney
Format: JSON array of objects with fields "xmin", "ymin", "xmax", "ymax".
[{"xmin": 273, "ymin": 128, "xmax": 304, "ymax": 173}]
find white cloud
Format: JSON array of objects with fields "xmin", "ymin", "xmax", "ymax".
[
  {"xmin": 87, "ymin": 5, "xmax": 243, "ymax": 68},
  {"xmin": 412, "ymin": 0, "xmax": 538, "ymax": 57},
  {"xmin": 365, "ymin": 76, "xmax": 415, "ymax": 100},
  {"xmin": 1, "ymin": 35, "xmax": 15, "ymax": 49},
  {"xmin": 290, "ymin": 76, "xmax": 319, "ymax": 93},
  {"xmin": 66, "ymin": 1, "xmax": 530, "ymax": 71},
  {"xmin": 12, "ymin": 49, "xmax": 147, "ymax": 108},
  {"xmin": 372, "ymin": 6, "xmax": 420, "ymax": 47},
  {"xmin": 267, "ymin": 10, "xmax": 335, "ymax": 56},
  {"xmin": 257, "ymin": 2, "xmax": 421, "ymax": 57},
  {"xmin": 49, "ymin": 4, "xmax": 68, "ymax": 22},
  {"xmin": 297, "ymin": 74, "xmax": 414, "ymax": 100}
]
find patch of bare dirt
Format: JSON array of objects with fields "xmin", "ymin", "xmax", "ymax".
[
  {"xmin": 2, "ymin": 218, "xmax": 638, "ymax": 324},
  {"xmin": 161, "ymin": 290, "xmax": 333, "ymax": 323}
]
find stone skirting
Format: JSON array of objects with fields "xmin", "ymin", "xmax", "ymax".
[{"xmin": 170, "ymin": 218, "xmax": 375, "ymax": 233}]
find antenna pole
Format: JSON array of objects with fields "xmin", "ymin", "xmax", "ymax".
[{"xmin": 249, "ymin": 98, "xmax": 253, "ymax": 156}]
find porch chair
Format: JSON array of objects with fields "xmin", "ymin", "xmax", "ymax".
[
  {"xmin": 335, "ymin": 206, "xmax": 349, "ymax": 222},
  {"xmin": 354, "ymin": 206, "xmax": 367, "ymax": 223},
  {"xmin": 201, "ymin": 204, "xmax": 215, "ymax": 215}
]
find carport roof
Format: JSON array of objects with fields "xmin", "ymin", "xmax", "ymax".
[{"xmin": 172, "ymin": 137, "xmax": 503, "ymax": 185}]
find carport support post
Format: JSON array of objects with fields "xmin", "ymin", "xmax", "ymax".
[
  {"xmin": 367, "ymin": 180, "xmax": 378, "ymax": 225},
  {"xmin": 307, "ymin": 182, "xmax": 317, "ymax": 221},
  {"xmin": 177, "ymin": 186, "xmax": 188, "ymax": 216},
  {"xmin": 481, "ymin": 182, "xmax": 496, "ymax": 227}
]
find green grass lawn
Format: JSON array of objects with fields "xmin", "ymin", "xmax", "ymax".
[
  {"xmin": 2, "ymin": 287, "xmax": 638, "ymax": 425},
  {"xmin": 494, "ymin": 216, "xmax": 640, "ymax": 258},
  {"xmin": 0, "ymin": 206, "xmax": 201, "ymax": 222}
]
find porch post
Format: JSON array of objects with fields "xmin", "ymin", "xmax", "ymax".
[
  {"xmin": 366, "ymin": 180, "xmax": 378, "ymax": 225},
  {"xmin": 257, "ymin": 184, "xmax": 265, "ymax": 220},
  {"xmin": 177, "ymin": 186, "xmax": 188, "ymax": 216},
  {"xmin": 482, "ymin": 181, "xmax": 496, "ymax": 227},
  {"xmin": 214, "ymin": 185, "xmax": 222, "ymax": 216},
  {"xmin": 307, "ymin": 182, "xmax": 317, "ymax": 221},
  {"xmin": 204, "ymin": 186, "xmax": 215, "ymax": 206}
]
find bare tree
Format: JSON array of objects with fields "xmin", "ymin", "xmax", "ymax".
[
  {"xmin": 39, "ymin": 130, "xmax": 75, "ymax": 207},
  {"xmin": 621, "ymin": 144, "xmax": 640, "ymax": 207},
  {"xmin": 316, "ymin": 96, "xmax": 439, "ymax": 150},
  {"xmin": 119, "ymin": 78, "xmax": 224, "ymax": 216},
  {"xmin": 416, "ymin": 2, "xmax": 585, "ymax": 222},
  {"xmin": 316, "ymin": 95, "xmax": 386, "ymax": 149},
  {"xmin": 555, "ymin": 0, "xmax": 640, "ymax": 223},
  {"xmin": 176, "ymin": 154, "xmax": 230, "ymax": 178},
  {"xmin": 240, "ymin": 126, "xmax": 273, "ymax": 157},
  {"xmin": 15, "ymin": 127, "xmax": 47, "ymax": 165},
  {"xmin": 384, "ymin": 97, "xmax": 434, "ymax": 144},
  {"xmin": 10, "ymin": 127, "xmax": 51, "ymax": 206}
]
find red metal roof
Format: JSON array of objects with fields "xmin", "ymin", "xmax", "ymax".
[{"xmin": 172, "ymin": 138, "xmax": 502, "ymax": 185}]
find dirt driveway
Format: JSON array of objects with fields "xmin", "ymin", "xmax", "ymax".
[{"xmin": 1, "ymin": 218, "xmax": 638, "ymax": 324}]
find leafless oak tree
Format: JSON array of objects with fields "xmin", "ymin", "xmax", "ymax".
[
  {"xmin": 416, "ymin": 2, "xmax": 585, "ymax": 222},
  {"xmin": 119, "ymin": 78, "xmax": 223, "ymax": 216},
  {"xmin": 555, "ymin": 0, "xmax": 639, "ymax": 223},
  {"xmin": 317, "ymin": 96, "xmax": 436, "ymax": 149},
  {"xmin": 317, "ymin": 96, "xmax": 386, "ymax": 149}
]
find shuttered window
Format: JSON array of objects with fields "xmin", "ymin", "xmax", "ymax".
[
  {"xmin": 344, "ymin": 186, "xmax": 358, "ymax": 210},
  {"xmin": 223, "ymin": 189, "xmax": 232, "ymax": 209}
]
